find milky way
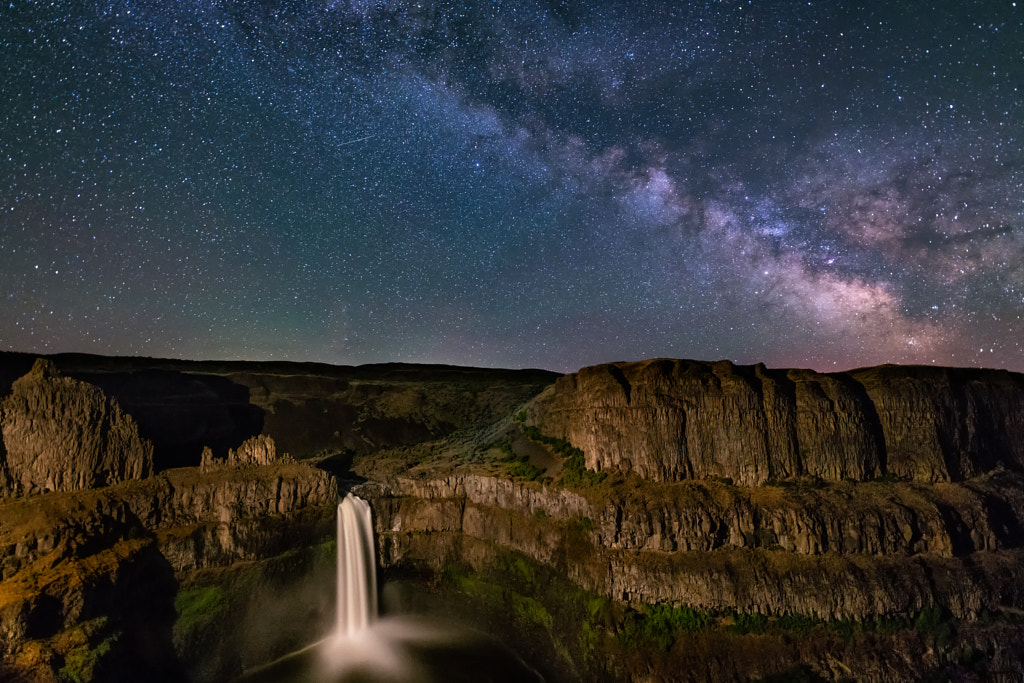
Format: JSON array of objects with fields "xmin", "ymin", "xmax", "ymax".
[{"xmin": 2, "ymin": 1, "xmax": 1022, "ymax": 372}]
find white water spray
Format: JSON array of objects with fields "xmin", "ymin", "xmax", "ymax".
[
  {"xmin": 237, "ymin": 492, "xmax": 543, "ymax": 682},
  {"xmin": 335, "ymin": 493, "xmax": 378, "ymax": 638}
]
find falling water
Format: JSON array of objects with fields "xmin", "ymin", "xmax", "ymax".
[
  {"xmin": 335, "ymin": 493, "xmax": 377, "ymax": 638},
  {"xmin": 235, "ymin": 492, "xmax": 544, "ymax": 682}
]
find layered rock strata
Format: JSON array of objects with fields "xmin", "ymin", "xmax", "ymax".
[
  {"xmin": 527, "ymin": 359, "xmax": 1024, "ymax": 485},
  {"xmin": 360, "ymin": 467, "xmax": 1024, "ymax": 621}
]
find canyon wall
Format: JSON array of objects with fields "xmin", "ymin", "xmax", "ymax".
[
  {"xmin": 527, "ymin": 359, "xmax": 1024, "ymax": 485},
  {"xmin": 361, "ymin": 469, "xmax": 1024, "ymax": 621},
  {"xmin": 0, "ymin": 357, "xmax": 341, "ymax": 682},
  {"xmin": 0, "ymin": 461, "xmax": 337, "ymax": 642}
]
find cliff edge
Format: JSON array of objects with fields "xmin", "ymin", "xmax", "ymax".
[{"xmin": 527, "ymin": 359, "xmax": 1024, "ymax": 485}]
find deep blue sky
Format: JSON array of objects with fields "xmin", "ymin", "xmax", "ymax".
[{"xmin": 2, "ymin": 1, "xmax": 1022, "ymax": 372}]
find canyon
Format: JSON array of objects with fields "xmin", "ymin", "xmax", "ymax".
[{"xmin": 0, "ymin": 352, "xmax": 1022, "ymax": 681}]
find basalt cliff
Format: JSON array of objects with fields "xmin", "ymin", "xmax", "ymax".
[{"xmin": 0, "ymin": 353, "xmax": 1023, "ymax": 682}]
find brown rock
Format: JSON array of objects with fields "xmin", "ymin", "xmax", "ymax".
[
  {"xmin": 226, "ymin": 434, "xmax": 290, "ymax": 467},
  {"xmin": 851, "ymin": 365, "xmax": 1024, "ymax": 482},
  {"xmin": 0, "ymin": 359, "xmax": 153, "ymax": 494},
  {"xmin": 529, "ymin": 359, "xmax": 1024, "ymax": 484}
]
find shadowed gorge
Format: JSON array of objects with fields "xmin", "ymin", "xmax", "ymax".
[{"xmin": 1, "ymin": 353, "xmax": 1024, "ymax": 681}]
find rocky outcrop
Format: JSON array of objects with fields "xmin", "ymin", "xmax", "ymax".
[
  {"xmin": 198, "ymin": 435, "xmax": 293, "ymax": 472},
  {"xmin": 852, "ymin": 365, "xmax": 1024, "ymax": 482},
  {"xmin": 227, "ymin": 434, "xmax": 285, "ymax": 466},
  {"xmin": 0, "ymin": 461, "xmax": 337, "ymax": 661},
  {"xmin": 528, "ymin": 359, "xmax": 1024, "ymax": 485},
  {"xmin": 4, "ymin": 351, "xmax": 1024, "ymax": 681},
  {"xmin": 0, "ymin": 360, "xmax": 153, "ymax": 495}
]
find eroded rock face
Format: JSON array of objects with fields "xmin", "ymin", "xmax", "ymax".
[
  {"xmin": 0, "ymin": 359, "xmax": 154, "ymax": 495},
  {"xmin": 852, "ymin": 365, "xmax": 1024, "ymax": 482},
  {"xmin": 528, "ymin": 359, "xmax": 1024, "ymax": 485},
  {"xmin": 197, "ymin": 434, "xmax": 293, "ymax": 472},
  {"xmin": 227, "ymin": 434, "xmax": 291, "ymax": 467},
  {"xmin": 362, "ymin": 468, "xmax": 1024, "ymax": 622},
  {"xmin": 0, "ymin": 461, "xmax": 338, "ymax": 656}
]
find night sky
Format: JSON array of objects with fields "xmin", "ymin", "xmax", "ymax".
[{"xmin": 2, "ymin": 1, "xmax": 1022, "ymax": 373}]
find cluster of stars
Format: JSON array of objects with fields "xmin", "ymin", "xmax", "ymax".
[{"xmin": 1, "ymin": 1, "xmax": 1022, "ymax": 372}]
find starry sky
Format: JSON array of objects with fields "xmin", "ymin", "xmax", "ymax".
[{"xmin": 2, "ymin": 1, "xmax": 1022, "ymax": 373}]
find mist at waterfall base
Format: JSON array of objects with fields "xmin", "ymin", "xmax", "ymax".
[{"xmin": 235, "ymin": 494, "xmax": 543, "ymax": 683}]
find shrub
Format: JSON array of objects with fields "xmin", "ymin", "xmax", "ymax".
[
  {"xmin": 728, "ymin": 611, "xmax": 769, "ymax": 635},
  {"xmin": 500, "ymin": 554, "xmax": 536, "ymax": 587},
  {"xmin": 518, "ymin": 427, "xmax": 605, "ymax": 486},
  {"xmin": 173, "ymin": 586, "xmax": 229, "ymax": 645},
  {"xmin": 776, "ymin": 613, "xmax": 816, "ymax": 635},
  {"xmin": 560, "ymin": 448, "xmax": 606, "ymax": 487},
  {"xmin": 496, "ymin": 440, "xmax": 545, "ymax": 481},
  {"xmin": 58, "ymin": 619, "xmax": 119, "ymax": 683},
  {"xmin": 616, "ymin": 604, "xmax": 710, "ymax": 652},
  {"xmin": 914, "ymin": 604, "xmax": 953, "ymax": 647},
  {"xmin": 511, "ymin": 593, "xmax": 552, "ymax": 628}
]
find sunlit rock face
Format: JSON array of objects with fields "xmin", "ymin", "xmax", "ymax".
[
  {"xmin": 528, "ymin": 359, "xmax": 1024, "ymax": 485},
  {"xmin": 0, "ymin": 359, "xmax": 153, "ymax": 495}
]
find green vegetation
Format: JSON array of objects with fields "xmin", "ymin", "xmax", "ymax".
[
  {"xmin": 443, "ymin": 565, "xmax": 505, "ymax": 602},
  {"xmin": 775, "ymin": 613, "xmax": 816, "ymax": 635},
  {"xmin": 500, "ymin": 553, "xmax": 537, "ymax": 585},
  {"xmin": 915, "ymin": 604, "xmax": 954, "ymax": 647},
  {"xmin": 430, "ymin": 547, "xmax": 974, "ymax": 681},
  {"xmin": 764, "ymin": 476, "xmax": 826, "ymax": 490},
  {"xmin": 823, "ymin": 606, "xmax": 958, "ymax": 643},
  {"xmin": 495, "ymin": 440, "xmax": 545, "ymax": 481},
  {"xmin": 315, "ymin": 537, "xmax": 337, "ymax": 563},
  {"xmin": 873, "ymin": 614, "xmax": 910, "ymax": 635},
  {"xmin": 58, "ymin": 618, "xmax": 119, "ymax": 683},
  {"xmin": 173, "ymin": 585, "xmax": 229, "ymax": 645},
  {"xmin": 510, "ymin": 592, "xmax": 553, "ymax": 628},
  {"xmin": 443, "ymin": 554, "xmax": 551, "ymax": 629},
  {"xmin": 616, "ymin": 604, "xmax": 711, "ymax": 651},
  {"xmin": 520, "ymin": 426, "xmax": 606, "ymax": 487},
  {"xmin": 728, "ymin": 611, "xmax": 769, "ymax": 635}
]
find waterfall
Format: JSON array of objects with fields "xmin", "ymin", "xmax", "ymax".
[
  {"xmin": 336, "ymin": 493, "xmax": 378, "ymax": 638},
  {"xmin": 238, "ymin": 491, "xmax": 542, "ymax": 682}
]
